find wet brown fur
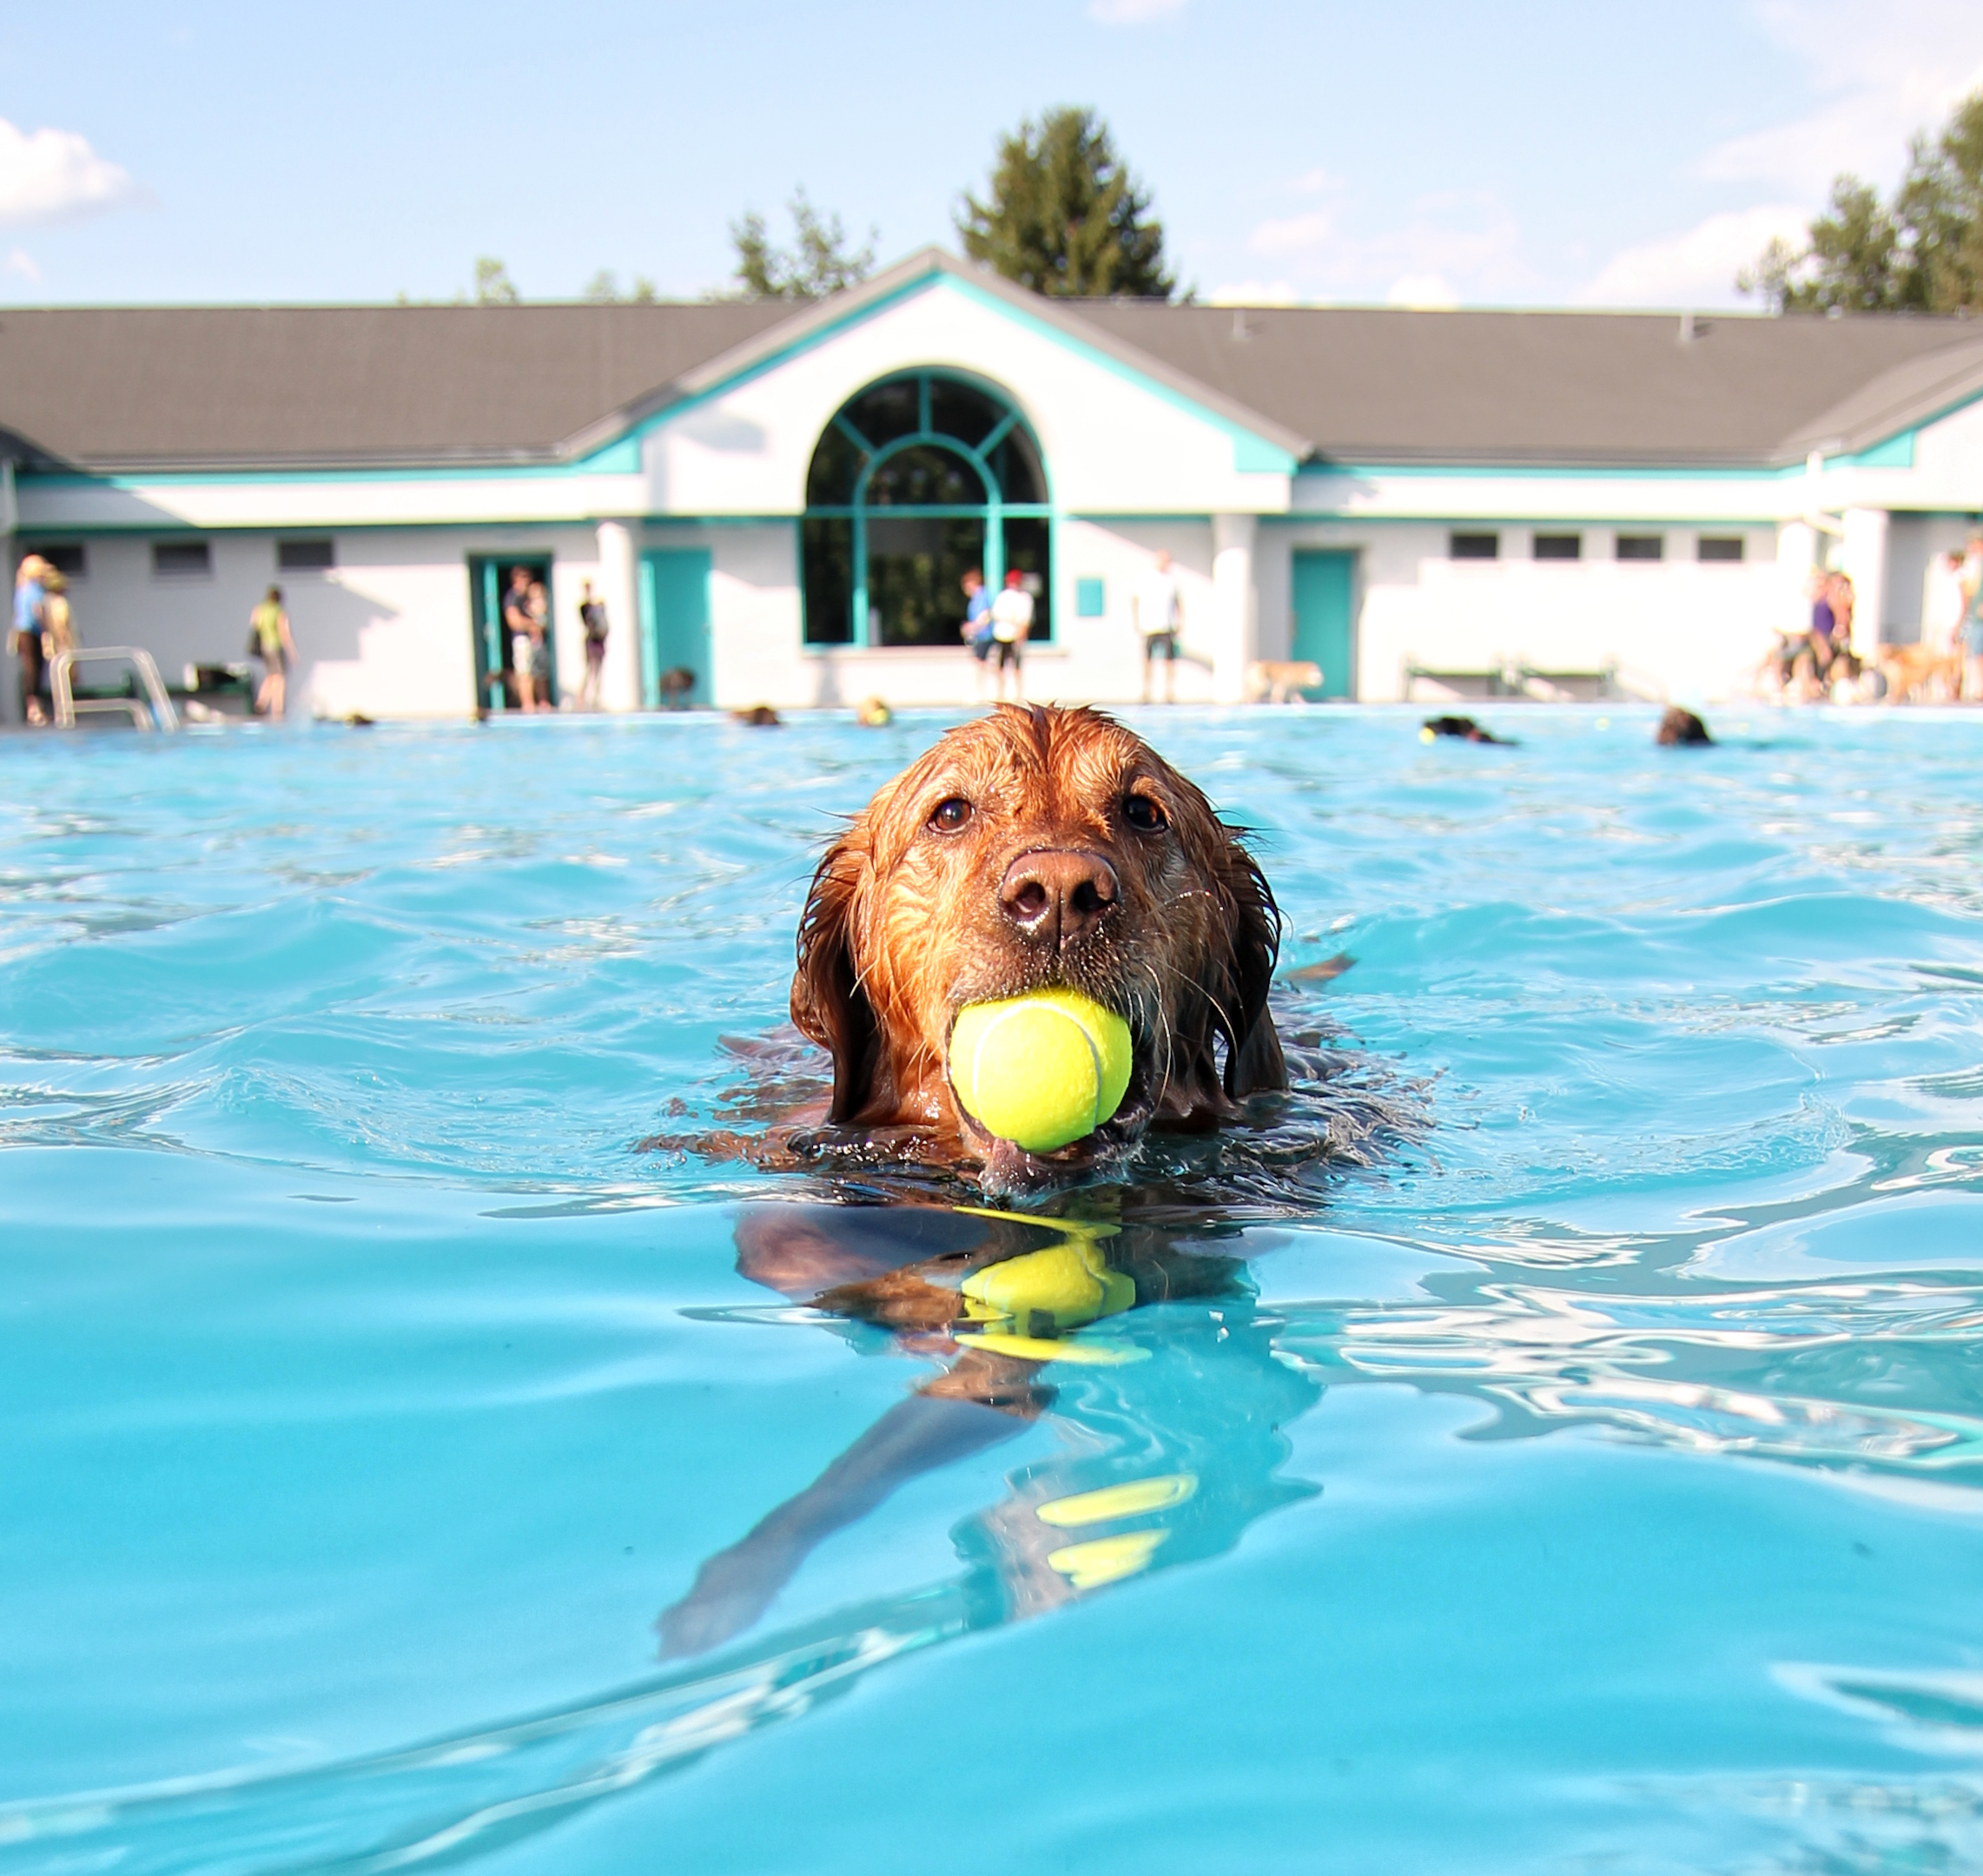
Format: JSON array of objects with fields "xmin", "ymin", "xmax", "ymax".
[{"xmin": 790, "ymin": 704, "xmax": 1286, "ymax": 1169}]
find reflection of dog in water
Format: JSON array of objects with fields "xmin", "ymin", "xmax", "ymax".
[
  {"xmin": 783, "ymin": 704, "xmax": 1286, "ymax": 1190},
  {"xmin": 657, "ymin": 1202, "xmax": 1318, "ymax": 1659}
]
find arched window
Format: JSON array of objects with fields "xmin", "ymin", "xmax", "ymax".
[{"xmin": 802, "ymin": 372, "xmax": 1050, "ymax": 648}]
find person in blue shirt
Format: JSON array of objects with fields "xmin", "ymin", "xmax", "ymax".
[
  {"xmin": 10, "ymin": 553, "xmax": 48, "ymax": 725},
  {"xmin": 959, "ymin": 566, "xmax": 995, "ymax": 699}
]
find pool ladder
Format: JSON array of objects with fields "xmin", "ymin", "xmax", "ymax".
[{"xmin": 50, "ymin": 648, "xmax": 182, "ymax": 731}]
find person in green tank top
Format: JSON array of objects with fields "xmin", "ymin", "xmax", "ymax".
[{"xmin": 249, "ymin": 586, "xmax": 295, "ymax": 718}]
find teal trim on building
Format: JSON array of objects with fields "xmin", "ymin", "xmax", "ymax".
[
  {"xmin": 1841, "ymin": 430, "xmax": 1915, "ymax": 469},
  {"xmin": 1074, "ymin": 577, "xmax": 1106, "ymax": 617}
]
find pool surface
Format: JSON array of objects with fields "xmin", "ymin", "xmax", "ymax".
[{"xmin": 3, "ymin": 705, "xmax": 1982, "ymax": 1873}]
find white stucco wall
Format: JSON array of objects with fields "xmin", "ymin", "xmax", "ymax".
[
  {"xmin": 642, "ymin": 275, "xmax": 1291, "ymax": 519},
  {"xmin": 1253, "ymin": 522, "xmax": 1783, "ymax": 704}
]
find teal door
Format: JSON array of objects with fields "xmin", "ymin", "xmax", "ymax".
[
  {"xmin": 638, "ymin": 550, "xmax": 712, "ymax": 708},
  {"xmin": 1291, "ymin": 550, "xmax": 1357, "ymax": 700}
]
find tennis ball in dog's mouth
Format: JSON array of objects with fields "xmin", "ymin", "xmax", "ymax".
[{"xmin": 948, "ymin": 989, "xmax": 1134, "ymax": 1153}]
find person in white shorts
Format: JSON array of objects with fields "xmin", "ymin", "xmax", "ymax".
[
  {"xmin": 1134, "ymin": 550, "xmax": 1182, "ymax": 703},
  {"xmin": 988, "ymin": 569, "xmax": 1034, "ymax": 704}
]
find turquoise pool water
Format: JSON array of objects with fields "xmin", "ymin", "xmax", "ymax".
[{"xmin": 3, "ymin": 706, "xmax": 1982, "ymax": 1873}]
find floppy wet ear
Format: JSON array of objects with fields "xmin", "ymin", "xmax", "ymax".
[
  {"xmin": 1215, "ymin": 835, "xmax": 1287, "ymax": 1099},
  {"xmin": 790, "ymin": 832, "xmax": 887, "ymax": 1124}
]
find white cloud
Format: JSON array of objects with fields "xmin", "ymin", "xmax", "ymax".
[
  {"xmin": 1249, "ymin": 208, "xmax": 1337, "ymax": 256},
  {"xmin": 1698, "ymin": 1, "xmax": 1983, "ymax": 195},
  {"xmin": 1576, "ymin": 203, "xmax": 1809, "ymax": 307},
  {"xmin": 0, "ymin": 118, "xmax": 140, "ymax": 226},
  {"xmin": 1242, "ymin": 186, "xmax": 1529, "ymax": 304},
  {"xmin": 1088, "ymin": 0, "xmax": 1187, "ymax": 21},
  {"xmin": 1206, "ymin": 279, "xmax": 1301, "ymax": 306},
  {"xmin": 1387, "ymin": 273, "xmax": 1458, "ymax": 311},
  {"xmin": 6, "ymin": 247, "xmax": 40, "ymax": 283}
]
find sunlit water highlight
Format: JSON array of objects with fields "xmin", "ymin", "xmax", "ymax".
[{"xmin": 3, "ymin": 705, "xmax": 1982, "ymax": 1873}]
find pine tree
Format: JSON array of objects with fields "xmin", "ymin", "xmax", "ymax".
[
  {"xmin": 957, "ymin": 108, "xmax": 1176, "ymax": 300},
  {"xmin": 1740, "ymin": 90, "xmax": 1983, "ymax": 314}
]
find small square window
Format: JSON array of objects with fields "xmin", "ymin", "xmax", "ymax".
[
  {"xmin": 277, "ymin": 538, "xmax": 334, "ymax": 571},
  {"xmin": 1074, "ymin": 577, "xmax": 1106, "ymax": 618},
  {"xmin": 1450, "ymin": 532, "xmax": 1498, "ymax": 560},
  {"xmin": 24, "ymin": 544, "xmax": 86, "ymax": 578},
  {"xmin": 1616, "ymin": 534, "xmax": 1663, "ymax": 561},
  {"xmin": 1697, "ymin": 536, "xmax": 1744, "ymax": 563},
  {"xmin": 1533, "ymin": 533, "xmax": 1581, "ymax": 561},
  {"xmin": 153, "ymin": 540, "xmax": 212, "ymax": 577}
]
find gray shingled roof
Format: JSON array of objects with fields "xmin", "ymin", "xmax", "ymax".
[
  {"xmin": 1071, "ymin": 301, "xmax": 1983, "ymax": 466},
  {"xmin": 4, "ymin": 255, "xmax": 1980, "ymax": 473},
  {"xmin": 0, "ymin": 301, "xmax": 790, "ymax": 469}
]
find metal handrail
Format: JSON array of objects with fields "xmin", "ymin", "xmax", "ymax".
[{"xmin": 50, "ymin": 647, "xmax": 182, "ymax": 731}]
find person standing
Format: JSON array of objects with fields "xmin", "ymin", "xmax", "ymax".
[
  {"xmin": 41, "ymin": 569, "xmax": 74, "ymax": 670},
  {"xmin": 988, "ymin": 568, "xmax": 1033, "ymax": 704},
  {"xmin": 1962, "ymin": 533, "xmax": 1983, "ymax": 703},
  {"xmin": 501, "ymin": 566, "xmax": 537, "ymax": 712},
  {"xmin": 522, "ymin": 579, "xmax": 552, "ymax": 711},
  {"xmin": 958, "ymin": 567, "xmax": 995, "ymax": 700},
  {"xmin": 249, "ymin": 586, "xmax": 295, "ymax": 717},
  {"xmin": 578, "ymin": 578, "xmax": 609, "ymax": 710},
  {"xmin": 1134, "ymin": 549, "xmax": 1182, "ymax": 703},
  {"xmin": 10, "ymin": 553, "xmax": 48, "ymax": 725}
]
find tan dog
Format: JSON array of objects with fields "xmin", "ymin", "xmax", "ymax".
[
  {"xmin": 790, "ymin": 704, "xmax": 1286, "ymax": 1186},
  {"xmin": 1879, "ymin": 644, "xmax": 1961, "ymax": 704},
  {"xmin": 1245, "ymin": 660, "xmax": 1324, "ymax": 704}
]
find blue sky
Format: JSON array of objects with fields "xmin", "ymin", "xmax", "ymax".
[{"xmin": 3, "ymin": 0, "xmax": 1980, "ymax": 309}]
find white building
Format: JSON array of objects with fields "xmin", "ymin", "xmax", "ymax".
[{"xmin": 6, "ymin": 247, "xmax": 1982, "ymax": 720}]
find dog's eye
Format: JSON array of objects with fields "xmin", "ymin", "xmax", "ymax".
[
  {"xmin": 1123, "ymin": 794, "xmax": 1168, "ymax": 833},
  {"xmin": 928, "ymin": 796, "xmax": 974, "ymax": 834}
]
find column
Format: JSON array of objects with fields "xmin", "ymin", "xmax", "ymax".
[
  {"xmin": 1210, "ymin": 512, "xmax": 1259, "ymax": 704},
  {"xmin": 1841, "ymin": 507, "xmax": 1890, "ymax": 657},
  {"xmin": 1775, "ymin": 519, "xmax": 1817, "ymax": 639},
  {"xmin": 594, "ymin": 519, "xmax": 641, "ymax": 712}
]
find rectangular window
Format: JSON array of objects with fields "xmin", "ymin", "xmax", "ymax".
[
  {"xmin": 153, "ymin": 540, "xmax": 212, "ymax": 577},
  {"xmin": 800, "ymin": 518, "xmax": 854, "ymax": 644},
  {"xmin": 1450, "ymin": 532, "xmax": 1498, "ymax": 560},
  {"xmin": 25, "ymin": 544, "xmax": 86, "ymax": 578},
  {"xmin": 1533, "ymin": 533, "xmax": 1581, "ymax": 561},
  {"xmin": 1074, "ymin": 577, "xmax": 1106, "ymax": 618},
  {"xmin": 277, "ymin": 538, "xmax": 334, "ymax": 571},
  {"xmin": 1697, "ymin": 536, "xmax": 1745, "ymax": 563},
  {"xmin": 1616, "ymin": 534, "xmax": 1663, "ymax": 561}
]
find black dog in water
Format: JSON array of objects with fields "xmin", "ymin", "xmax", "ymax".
[
  {"xmin": 1422, "ymin": 715, "xmax": 1516, "ymax": 745},
  {"xmin": 1655, "ymin": 706, "xmax": 1713, "ymax": 746}
]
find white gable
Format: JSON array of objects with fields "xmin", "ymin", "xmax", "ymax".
[{"xmin": 640, "ymin": 274, "xmax": 1293, "ymax": 518}]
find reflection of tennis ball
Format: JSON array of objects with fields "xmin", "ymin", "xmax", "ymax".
[{"xmin": 949, "ymin": 989, "xmax": 1134, "ymax": 1153}]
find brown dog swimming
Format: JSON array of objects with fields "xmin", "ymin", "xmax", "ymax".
[{"xmin": 787, "ymin": 704, "xmax": 1287, "ymax": 1189}]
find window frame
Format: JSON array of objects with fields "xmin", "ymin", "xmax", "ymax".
[
  {"xmin": 277, "ymin": 538, "xmax": 336, "ymax": 572},
  {"xmin": 152, "ymin": 539, "xmax": 213, "ymax": 578},
  {"xmin": 1449, "ymin": 531, "xmax": 1499, "ymax": 561},
  {"xmin": 1616, "ymin": 533, "xmax": 1665, "ymax": 562},
  {"xmin": 801, "ymin": 370, "xmax": 1053, "ymax": 649}
]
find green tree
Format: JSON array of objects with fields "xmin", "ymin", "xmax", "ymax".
[
  {"xmin": 957, "ymin": 107, "xmax": 1175, "ymax": 300},
  {"xmin": 1896, "ymin": 89, "xmax": 1983, "ymax": 313},
  {"xmin": 583, "ymin": 268, "xmax": 659, "ymax": 304},
  {"xmin": 1740, "ymin": 89, "xmax": 1983, "ymax": 313},
  {"xmin": 726, "ymin": 190, "xmax": 876, "ymax": 301},
  {"xmin": 473, "ymin": 256, "xmax": 519, "ymax": 306}
]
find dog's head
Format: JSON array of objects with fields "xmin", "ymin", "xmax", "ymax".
[{"xmin": 790, "ymin": 705, "xmax": 1286, "ymax": 1173}]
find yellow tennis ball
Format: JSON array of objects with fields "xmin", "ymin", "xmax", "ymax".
[{"xmin": 949, "ymin": 989, "xmax": 1134, "ymax": 1153}]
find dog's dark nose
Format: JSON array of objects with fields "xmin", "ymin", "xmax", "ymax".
[{"xmin": 999, "ymin": 849, "xmax": 1120, "ymax": 948}]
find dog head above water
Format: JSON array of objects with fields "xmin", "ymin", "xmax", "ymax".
[{"xmin": 790, "ymin": 704, "xmax": 1287, "ymax": 1186}]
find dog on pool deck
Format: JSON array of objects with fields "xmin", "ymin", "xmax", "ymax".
[{"xmin": 784, "ymin": 703, "xmax": 1287, "ymax": 1188}]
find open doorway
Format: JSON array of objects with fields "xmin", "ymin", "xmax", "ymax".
[{"xmin": 468, "ymin": 556, "xmax": 557, "ymax": 712}]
